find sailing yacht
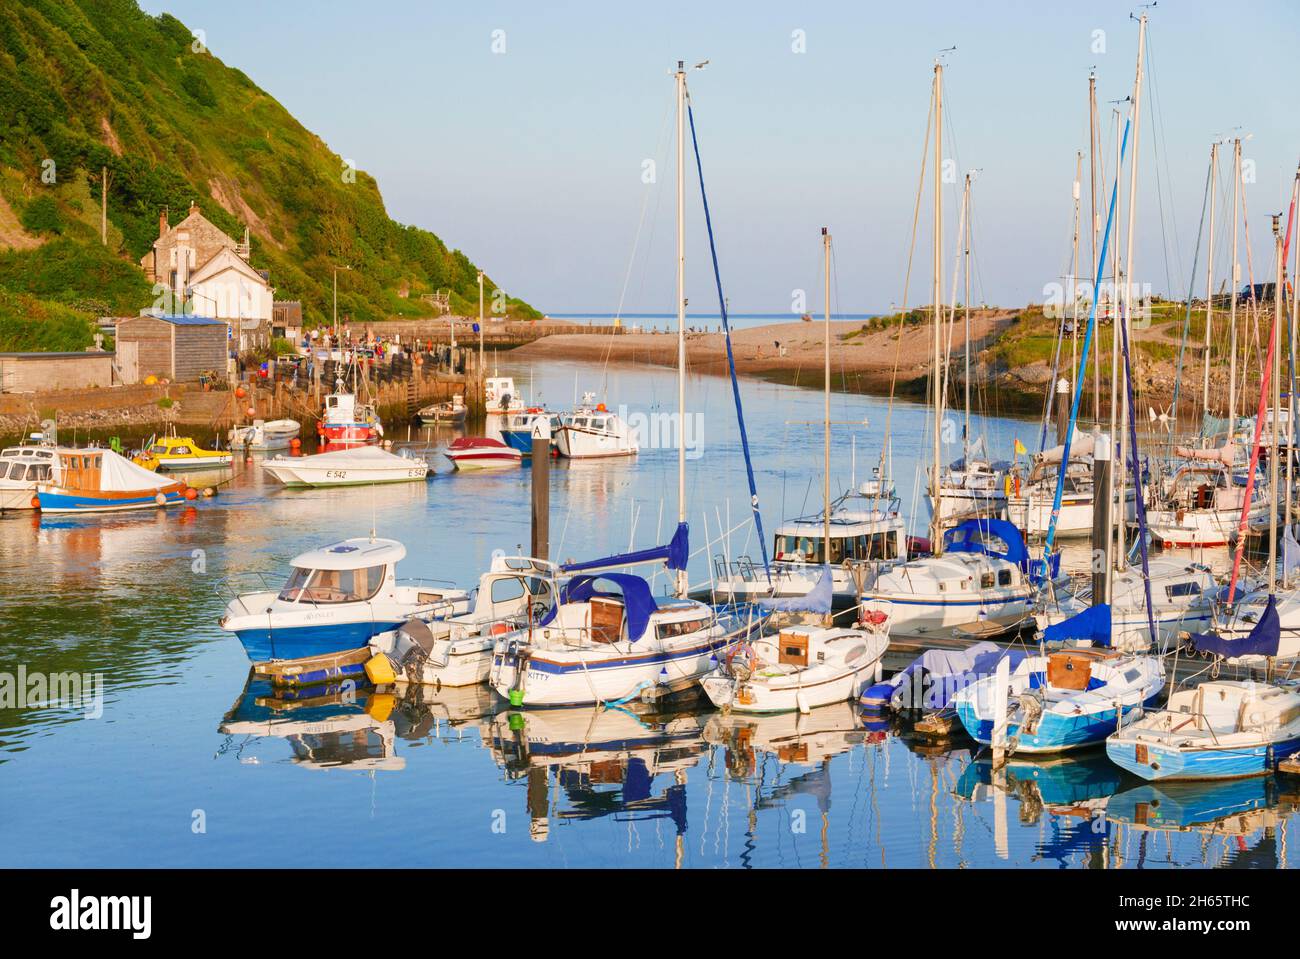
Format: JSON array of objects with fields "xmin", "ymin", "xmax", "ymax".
[
  {"xmin": 1004, "ymin": 432, "xmax": 1136, "ymax": 538},
  {"xmin": 1145, "ymin": 455, "xmax": 1269, "ymax": 548}
]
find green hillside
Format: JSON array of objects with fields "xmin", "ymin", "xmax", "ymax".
[{"xmin": 0, "ymin": 0, "xmax": 538, "ymax": 352}]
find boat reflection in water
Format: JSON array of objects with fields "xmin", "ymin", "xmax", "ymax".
[
  {"xmin": 955, "ymin": 751, "xmax": 1130, "ymax": 867},
  {"xmin": 1106, "ymin": 778, "xmax": 1300, "ymax": 867},
  {"xmin": 218, "ymin": 678, "xmax": 504, "ymax": 772},
  {"xmin": 487, "ymin": 704, "xmax": 707, "ymax": 849}
]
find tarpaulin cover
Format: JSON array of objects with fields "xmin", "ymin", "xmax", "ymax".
[
  {"xmin": 943, "ymin": 518, "xmax": 1030, "ymax": 570},
  {"xmin": 884, "ymin": 642, "xmax": 1028, "ymax": 711},
  {"xmin": 541, "ymin": 573, "xmax": 660, "ymax": 643},
  {"xmin": 1188, "ymin": 593, "xmax": 1281, "ymax": 659},
  {"xmin": 98, "ymin": 448, "xmax": 175, "ymax": 491}
]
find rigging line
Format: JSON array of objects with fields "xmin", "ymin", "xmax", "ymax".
[
  {"xmin": 1143, "ymin": 29, "xmax": 1182, "ymax": 297},
  {"xmin": 684, "ymin": 96, "xmax": 771, "ymax": 580},
  {"xmin": 1167, "ymin": 152, "xmax": 1212, "ymax": 462},
  {"xmin": 881, "ymin": 75, "xmax": 936, "ymax": 473}
]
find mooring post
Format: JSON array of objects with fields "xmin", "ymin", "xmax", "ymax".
[
  {"xmin": 530, "ymin": 417, "xmax": 551, "ymax": 561},
  {"xmin": 1055, "ymin": 377, "xmax": 1070, "ymax": 445}
]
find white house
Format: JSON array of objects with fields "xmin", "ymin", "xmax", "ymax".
[{"xmin": 187, "ymin": 247, "xmax": 275, "ymax": 352}]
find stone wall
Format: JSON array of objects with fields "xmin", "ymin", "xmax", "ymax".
[{"xmin": 0, "ymin": 353, "xmax": 116, "ymax": 392}]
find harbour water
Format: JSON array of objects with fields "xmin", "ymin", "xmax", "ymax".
[{"xmin": 0, "ymin": 359, "xmax": 1292, "ymax": 868}]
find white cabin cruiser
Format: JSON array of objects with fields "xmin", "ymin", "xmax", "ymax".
[
  {"xmin": 0, "ymin": 442, "xmax": 61, "ymax": 511},
  {"xmin": 859, "ymin": 518, "xmax": 1041, "ymax": 639},
  {"xmin": 485, "ymin": 376, "xmax": 525, "ymax": 415},
  {"xmin": 707, "ymin": 482, "xmax": 907, "ymax": 612},
  {"xmin": 554, "ymin": 394, "xmax": 638, "ymax": 459},
  {"xmin": 370, "ymin": 556, "xmax": 563, "ymax": 687},
  {"xmin": 219, "ymin": 537, "xmax": 469, "ymax": 663},
  {"xmin": 929, "ymin": 456, "xmax": 1009, "ymax": 526},
  {"xmin": 1145, "ymin": 462, "xmax": 1268, "ymax": 548}
]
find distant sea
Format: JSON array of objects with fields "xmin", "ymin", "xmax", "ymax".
[{"xmin": 548, "ymin": 312, "xmax": 881, "ymax": 331}]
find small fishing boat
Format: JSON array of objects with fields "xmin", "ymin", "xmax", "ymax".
[
  {"xmin": 218, "ymin": 536, "xmax": 470, "ymax": 662},
  {"xmin": 318, "ymin": 381, "xmax": 383, "ymax": 447},
  {"xmin": 444, "ymin": 436, "xmax": 521, "ymax": 471},
  {"xmin": 500, "ymin": 408, "xmax": 560, "ymax": 456},
  {"xmin": 133, "ymin": 435, "xmax": 233, "ymax": 471},
  {"xmin": 858, "ymin": 518, "xmax": 1043, "ymax": 639},
  {"xmin": 0, "ymin": 440, "xmax": 60, "ymax": 511},
  {"xmin": 700, "ymin": 621, "xmax": 889, "ymax": 714},
  {"xmin": 262, "ymin": 446, "xmax": 430, "ymax": 487},
  {"xmin": 554, "ymin": 394, "xmax": 638, "ymax": 459},
  {"xmin": 417, "ymin": 395, "xmax": 467, "ymax": 426},
  {"xmin": 1107, "ymin": 680, "xmax": 1300, "ymax": 781},
  {"xmin": 37, "ymin": 447, "xmax": 188, "ymax": 513},
  {"xmin": 370, "ymin": 556, "xmax": 563, "ymax": 687},
  {"xmin": 953, "ymin": 647, "xmax": 1165, "ymax": 753},
  {"xmin": 228, "ymin": 418, "xmax": 301, "ymax": 452},
  {"xmin": 484, "ymin": 375, "xmax": 525, "ymax": 415}
]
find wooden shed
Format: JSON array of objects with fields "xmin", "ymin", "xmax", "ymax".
[{"xmin": 114, "ymin": 314, "xmax": 227, "ymax": 383}]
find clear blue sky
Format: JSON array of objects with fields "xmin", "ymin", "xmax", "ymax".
[{"xmin": 140, "ymin": 1, "xmax": 1300, "ymax": 315}]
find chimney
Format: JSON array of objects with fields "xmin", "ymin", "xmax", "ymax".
[
  {"xmin": 189, "ymin": 200, "xmax": 199, "ymax": 217},
  {"xmin": 159, "ymin": 207, "xmax": 168, "ymax": 238}
]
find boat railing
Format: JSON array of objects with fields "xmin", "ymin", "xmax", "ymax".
[{"xmin": 214, "ymin": 572, "xmax": 280, "ymax": 609}]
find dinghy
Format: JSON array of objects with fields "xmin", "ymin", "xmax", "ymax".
[
  {"xmin": 953, "ymin": 646, "xmax": 1164, "ymax": 754},
  {"xmin": 860, "ymin": 640, "xmax": 1025, "ymax": 714},
  {"xmin": 229, "ymin": 419, "xmax": 301, "ymax": 452},
  {"xmin": 262, "ymin": 445, "xmax": 430, "ymax": 487}
]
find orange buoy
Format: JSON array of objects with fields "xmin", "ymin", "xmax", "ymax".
[
  {"xmin": 234, "ymin": 386, "xmax": 247, "ymax": 399},
  {"xmin": 245, "ymin": 406, "xmax": 256, "ymax": 418},
  {"xmin": 184, "ymin": 488, "xmax": 198, "ymax": 501},
  {"xmin": 290, "ymin": 437, "xmax": 301, "ymax": 448},
  {"xmin": 30, "ymin": 496, "xmax": 40, "ymax": 509}
]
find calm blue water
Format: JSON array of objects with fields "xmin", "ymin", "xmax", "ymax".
[{"xmin": 0, "ymin": 359, "xmax": 1293, "ymax": 868}]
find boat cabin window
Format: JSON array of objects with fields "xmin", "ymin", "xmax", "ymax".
[
  {"xmin": 657, "ymin": 616, "xmax": 710, "ymax": 639},
  {"xmin": 279, "ymin": 565, "xmax": 386, "ymax": 604},
  {"xmin": 1166, "ymin": 581, "xmax": 1201, "ymax": 600},
  {"xmin": 573, "ymin": 417, "xmax": 588, "ymax": 428},
  {"xmin": 490, "ymin": 576, "xmax": 526, "ymax": 605},
  {"xmin": 998, "ymin": 569, "xmax": 1012, "ymax": 587},
  {"xmin": 776, "ymin": 531, "xmax": 898, "ymax": 563},
  {"xmin": 981, "ymin": 572, "xmax": 994, "ymax": 589},
  {"xmin": 173, "ymin": 446, "xmax": 192, "ymax": 456}
]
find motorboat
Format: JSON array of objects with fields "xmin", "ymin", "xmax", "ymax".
[
  {"xmin": 953, "ymin": 647, "xmax": 1164, "ymax": 753},
  {"xmin": 858, "ymin": 518, "xmax": 1043, "ymax": 638},
  {"xmin": 700, "ymin": 623, "xmax": 889, "ymax": 714},
  {"xmin": 444, "ymin": 436, "xmax": 521, "ymax": 470},
  {"xmin": 554, "ymin": 394, "xmax": 638, "ymax": 459},
  {"xmin": 132, "ymin": 435, "xmax": 233, "ymax": 471},
  {"xmin": 1145, "ymin": 461, "xmax": 1268, "ymax": 548},
  {"xmin": 370, "ymin": 556, "xmax": 563, "ymax": 687},
  {"xmin": 318, "ymin": 382, "xmax": 383, "ymax": 447},
  {"xmin": 0, "ymin": 441, "xmax": 61, "ymax": 511},
  {"xmin": 36, "ymin": 447, "xmax": 188, "ymax": 513},
  {"xmin": 262, "ymin": 445, "xmax": 430, "ymax": 487},
  {"xmin": 418, "ymin": 395, "xmax": 467, "ymax": 426},
  {"xmin": 218, "ymin": 536, "xmax": 470, "ymax": 662},
  {"xmin": 485, "ymin": 375, "xmax": 525, "ymax": 415},
  {"xmin": 1107, "ymin": 679, "xmax": 1300, "ymax": 781},
  {"xmin": 229, "ymin": 419, "xmax": 301, "ymax": 452},
  {"xmin": 500, "ymin": 408, "xmax": 560, "ymax": 457}
]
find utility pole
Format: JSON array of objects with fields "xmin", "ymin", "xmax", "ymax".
[{"xmin": 478, "ymin": 270, "xmax": 485, "ymax": 376}]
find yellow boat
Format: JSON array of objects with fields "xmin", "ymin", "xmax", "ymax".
[{"xmin": 133, "ymin": 435, "xmax": 233, "ymax": 472}]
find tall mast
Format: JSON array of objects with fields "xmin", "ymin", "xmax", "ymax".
[
  {"xmin": 1108, "ymin": 107, "xmax": 1122, "ymax": 589},
  {"xmin": 930, "ymin": 60, "xmax": 944, "ymax": 555},
  {"xmin": 674, "ymin": 60, "xmax": 687, "ymax": 598},
  {"xmin": 1071, "ymin": 153, "xmax": 1082, "ymax": 388},
  {"xmin": 1229, "ymin": 138, "xmax": 1241, "ymax": 429},
  {"xmin": 1202, "ymin": 142, "xmax": 1219, "ymax": 436},
  {"xmin": 964, "ymin": 173, "xmax": 972, "ymax": 463},
  {"xmin": 1271, "ymin": 216, "xmax": 1282, "ymax": 592},
  {"xmin": 1089, "ymin": 71, "xmax": 1101, "ymax": 424},
  {"xmin": 1117, "ymin": 12, "xmax": 1148, "ymax": 575},
  {"xmin": 823, "ymin": 228, "xmax": 832, "ymax": 565}
]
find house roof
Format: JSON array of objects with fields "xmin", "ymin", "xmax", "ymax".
[
  {"xmin": 188, "ymin": 246, "xmax": 270, "ymax": 288},
  {"xmin": 137, "ymin": 314, "xmax": 225, "ymax": 327}
]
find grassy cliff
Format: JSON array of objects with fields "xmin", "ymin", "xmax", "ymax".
[{"xmin": 0, "ymin": 0, "xmax": 538, "ymax": 352}]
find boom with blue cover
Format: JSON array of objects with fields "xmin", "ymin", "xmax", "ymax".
[
  {"xmin": 561, "ymin": 522, "xmax": 689, "ymax": 575},
  {"xmin": 1188, "ymin": 594, "xmax": 1281, "ymax": 659}
]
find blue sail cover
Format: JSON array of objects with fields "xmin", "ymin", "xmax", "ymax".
[
  {"xmin": 561, "ymin": 522, "xmax": 689, "ymax": 575},
  {"xmin": 541, "ymin": 573, "xmax": 660, "ymax": 643},
  {"xmin": 943, "ymin": 518, "xmax": 1030, "ymax": 570},
  {"xmin": 1044, "ymin": 603, "xmax": 1112, "ymax": 648},
  {"xmin": 1188, "ymin": 594, "xmax": 1281, "ymax": 659},
  {"xmin": 758, "ymin": 565, "xmax": 832, "ymax": 614}
]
